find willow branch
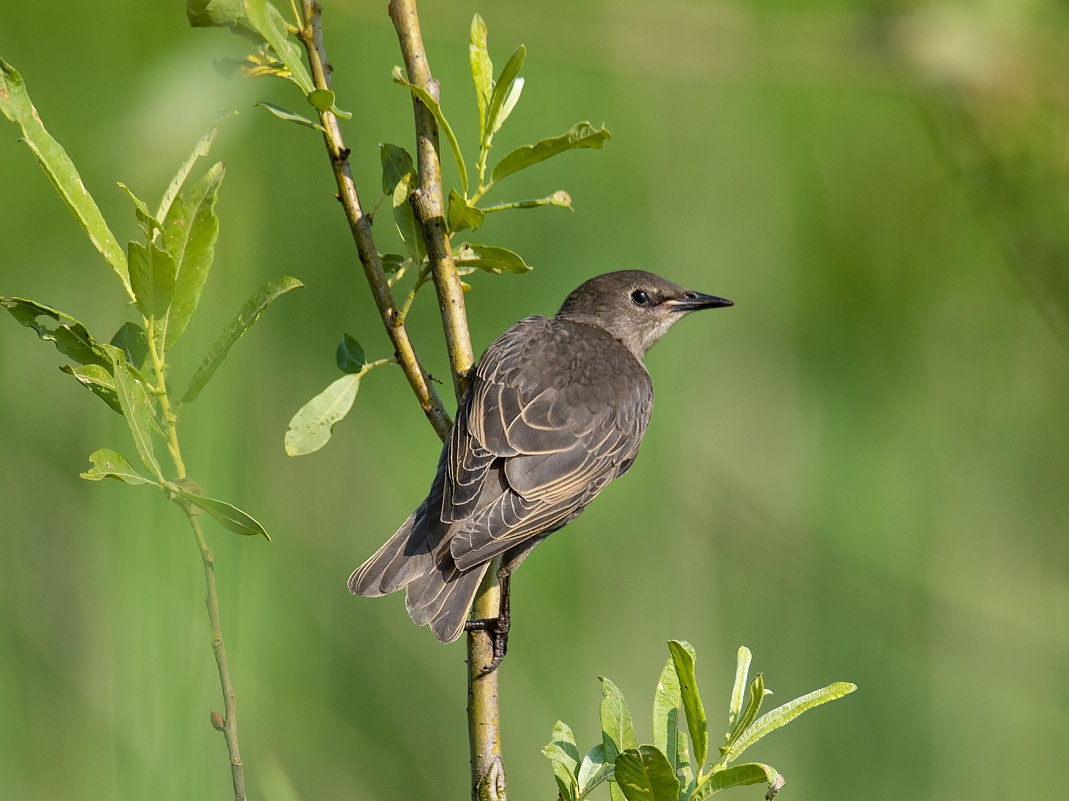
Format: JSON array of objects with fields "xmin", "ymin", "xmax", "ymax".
[
  {"xmin": 467, "ymin": 555, "xmax": 507, "ymax": 801},
  {"xmin": 388, "ymin": 0, "xmax": 475, "ymax": 403},
  {"xmin": 296, "ymin": 0, "xmax": 452, "ymax": 440},
  {"xmin": 386, "ymin": 3, "xmax": 503, "ymax": 800},
  {"xmin": 188, "ymin": 509, "xmax": 246, "ymax": 801}
]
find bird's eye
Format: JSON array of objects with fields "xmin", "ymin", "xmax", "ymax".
[{"xmin": 630, "ymin": 290, "xmax": 650, "ymax": 306}]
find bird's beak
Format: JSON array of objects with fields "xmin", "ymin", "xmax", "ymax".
[{"xmin": 664, "ymin": 291, "xmax": 734, "ymax": 312}]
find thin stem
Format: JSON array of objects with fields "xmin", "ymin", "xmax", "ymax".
[
  {"xmin": 398, "ymin": 262, "xmax": 433, "ymax": 323},
  {"xmin": 144, "ymin": 319, "xmax": 185, "ymax": 481},
  {"xmin": 296, "ymin": 0, "xmax": 452, "ymax": 440},
  {"xmin": 188, "ymin": 510, "xmax": 246, "ymax": 801},
  {"xmin": 389, "ymin": 0, "xmax": 475, "ymax": 403}
]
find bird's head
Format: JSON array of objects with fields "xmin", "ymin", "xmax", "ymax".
[{"xmin": 555, "ymin": 270, "xmax": 733, "ymax": 360}]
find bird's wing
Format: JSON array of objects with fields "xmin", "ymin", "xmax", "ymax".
[{"xmin": 444, "ymin": 317, "xmax": 652, "ymax": 571}]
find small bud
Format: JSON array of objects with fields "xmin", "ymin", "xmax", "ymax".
[{"xmin": 210, "ymin": 710, "xmax": 225, "ymax": 732}]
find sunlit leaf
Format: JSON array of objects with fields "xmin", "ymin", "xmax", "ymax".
[
  {"xmin": 284, "ymin": 373, "xmax": 361, "ymax": 456},
  {"xmin": 727, "ymin": 647, "xmax": 753, "ymax": 736},
  {"xmin": 469, "ymin": 13, "xmax": 493, "ymax": 141},
  {"xmin": 185, "ymin": 0, "xmax": 245, "ymax": 27},
  {"xmin": 254, "ymin": 101, "xmax": 324, "ymax": 131},
  {"xmin": 157, "ymin": 112, "xmax": 232, "ymax": 223},
  {"xmin": 182, "ymin": 275, "xmax": 304, "ymax": 403},
  {"xmin": 392, "ymin": 65, "xmax": 468, "ymax": 195},
  {"xmin": 599, "ymin": 676, "xmax": 636, "ymax": 763},
  {"xmin": 669, "ymin": 640, "xmax": 708, "ymax": 771},
  {"xmin": 491, "ymin": 122, "xmax": 611, "ymax": 184},
  {"xmin": 101, "ymin": 343, "xmax": 162, "ymax": 478},
  {"xmin": 0, "ymin": 60, "xmax": 131, "ymax": 297},
  {"xmin": 162, "ymin": 162, "xmax": 225, "ymax": 348},
  {"xmin": 117, "ymin": 182, "xmax": 163, "ymax": 233},
  {"xmin": 307, "ymin": 88, "xmax": 334, "ymax": 111},
  {"xmin": 80, "ymin": 448, "xmax": 160, "ymax": 487},
  {"xmin": 60, "ymin": 363, "xmax": 122, "ymax": 413},
  {"xmin": 691, "ymin": 763, "xmax": 783, "ymax": 801},
  {"xmin": 482, "ymin": 190, "xmax": 573, "ymax": 214},
  {"xmin": 725, "ymin": 674, "xmax": 768, "ymax": 748},
  {"xmin": 243, "ymin": 0, "xmax": 314, "ymax": 92},
  {"xmin": 172, "ymin": 484, "xmax": 271, "ymax": 540},
  {"xmin": 455, "ymin": 243, "xmax": 531, "ymax": 274},
  {"xmin": 723, "ymin": 682, "xmax": 857, "ymax": 764},
  {"xmin": 447, "ymin": 188, "xmax": 485, "ymax": 233},
  {"xmin": 577, "ymin": 742, "xmax": 614, "ymax": 800},
  {"xmin": 485, "ymin": 46, "xmax": 525, "ymax": 141},
  {"xmin": 653, "ymin": 655, "xmax": 682, "ymax": 776},
  {"xmin": 614, "ymin": 746, "xmax": 679, "ymax": 801}
]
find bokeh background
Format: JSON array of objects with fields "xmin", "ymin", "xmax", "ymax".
[{"xmin": 2, "ymin": 1, "xmax": 1067, "ymax": 799}]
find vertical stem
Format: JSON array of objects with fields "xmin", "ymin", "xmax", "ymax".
[
  {"xmin": 467, "ymin": 557, "xmax": 507, "ymax": 801},
  {"xmin": 189, "ymin": 510, "xmax": 246, "ymax": 801},
  {"xmin": 389, "ymin": 0, "xmax": 475, "ymax": 402}
]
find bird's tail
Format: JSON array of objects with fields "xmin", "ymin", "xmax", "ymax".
[{"xmin": 348, "ymin": 501, "xmax": 489, "ymax": 643}]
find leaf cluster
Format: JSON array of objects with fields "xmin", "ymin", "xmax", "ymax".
[
  {"xmin": 0, "ymin": 60, "xmax": 300, "ymax": 540},
  {"xmin": 188, "ymin": 3, "xmax": 610, "ymax": 455},
  {"xmin": 544, "ymin": 642, "xmax": 856, "ymax": 801}
]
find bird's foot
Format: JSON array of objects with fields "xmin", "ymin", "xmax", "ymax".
[{"xmin": 465, "ymin": 569, "xmax": 511, "ymax": 675}]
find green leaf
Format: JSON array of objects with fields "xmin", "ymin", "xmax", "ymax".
[
  {"xmin": 380, "ymin": 143, "xmax": 415, "ymax": 194},
  {"xmin": 577, "ymin": 742, "xmax": 615, "ymax": 800},
  {"xmin": 80, "ymin": 448, "xmax": 160, "ymax": 487},
  {"xmin": 60, "ymin": 363, "xmax": 122, "ymax": 414},
  {"xmin": 254, "ymin": 101, "xmax": 324, "ymax": 131},
  {"xmin": 0, "ymin": 297, "xmax": 109, "ymax": 368},
  {"xmin": 336, "ymin": 333, "xmax": 366, "ymax": 374},
  {"xmin": 690, "ymin": 763, "xmax": 782, "ymax": 801},
  {"xmin": 484, "ymin": 46, "xmax": 525, "ymax": 142},
  {"xmin": 469, "ymin": 13, "xmax": 493, "ymax": 141},
  {"xmin": 0, "ymin": 60, "xmax": 131, "ymax": 297},
  {"xmin": 380, "ymin": 253, "xmax": 406, "ymax": 275},
  {"xmin": 599, "ymin": 676, "xmax": 636, "ymax": 763},
  {"xmin": 156, "ymin": 113, "xmax": 233, "ymax": 224},
  {"xmin": 101, "ymin": 344, "xmax": 163, "ymax": 478},
  {"xmin": 723, "ymin": 682, "xmax": 857, "ymax": 764},
  {"xmin": 653, "ymin": 655, "xmax": 683, "ymax": 777},
  {"xmin": 392, "ymin": 65, "xmax": 468, "ymax": 196},
  {"xmin": 117, "ymin": 182, "xmax": 163, "ymax": 233},
  {"xmin": 482, "ymin": 190, "xmax": 573, "ymax": 213},
  {"xmin": 543, "ymin": 720, "xmax": 580, "ymax": 801},
  {"xmin": 162, "ymin": 162, "xmax": 225, "ymax": 348},
  {"xmin": 455, "ymin": 243, "xmax": 531, "ymax": 274},
  {"xmin": 614, "ymin": 747, "xmax": 680, "ymax": 801},
  {"xmin": 243, "ymin": 0, "xmax": 314, "ymax": 93},
  {"xmin": 392, "ymin": 172, "xmax": 425, "ymax": 264},
  {"xmin": 172, "ymin": 484, "xmax": 271, "ymax": 540},
  {"xmin": 676, "ymin": 731, "xmax": 693, "ymax": 799},
  {"xmin": 669, "ymin": 640, "xmax": 708, "ymax": 772},
  {"xmin": 727, "ymin": 647, "xmax": 752, "ymax": 736},
  {"xmin": 447, "ymin": 188, "xmax": 485, "ymax": 233},
  {"xmin": 491, "ymin": 122, "xmax": 611, "ymax": 185},
  {"xmin": 725, "ymin": 674, "xmax": 768, "ymax": 748},
  {"xmin": 307, "ymin": 88, "xmax": 334, "ymax": 111},
  {"xmin": 110, "ymin": 322, "xmax": 148, "ymax": 369},
  {"xmin": 129, "ymin": 240, "xmax": 177, "ymax": 322},
  {"xmin": 182, "ymin": 276, "xmax": 304, "ymax": 403},
  {"xmin": 284, "ymin": 373, "xmax": 361, "ymax": 456},
  {"xmin": 186, "ymin": 0, "xmax": 245, "ymax": 27}
]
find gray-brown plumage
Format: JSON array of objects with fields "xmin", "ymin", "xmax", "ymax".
[{"xmin": 348, "ymin": 270, "xmax": 732, "ymax": 650}]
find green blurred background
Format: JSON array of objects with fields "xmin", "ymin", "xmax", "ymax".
[{"xmin": 2, "ymin": 1, "xmax": 1067, "ymax": 799}]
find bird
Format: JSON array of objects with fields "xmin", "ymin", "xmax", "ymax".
[{"xmin": 348, "ymin": 270, "xmax": 732, "ymax": 669}]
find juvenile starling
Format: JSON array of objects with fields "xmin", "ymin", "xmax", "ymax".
[{"xmin": 349, "ymin": 270, "xmax": 732, "ymax": 664}]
